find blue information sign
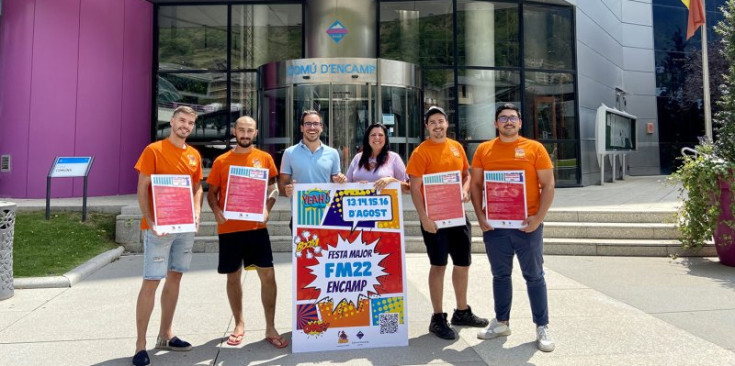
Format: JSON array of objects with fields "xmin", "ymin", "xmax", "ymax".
[
  {"xmin": 46, "ymin": 156, "xmax": 95, "ymax": 220},
  {"xmin": 49, "ymin": 157, "xmax": 94, "ymax": 178}
]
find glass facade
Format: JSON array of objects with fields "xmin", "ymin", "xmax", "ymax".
[
  {"xmin": 653, "ymin": 0, "xmax": 726, "ymax": 173},
  {"xmin": 379, "ymin": 0, "xmax": 578, "ymax": 184},
  {"xmin": 155, "ymin": 1, "xmax": 579, "ymax": 184},
  {"xmin": 156, "ymin": 4, "xmax": 302, "ymax": 168}
]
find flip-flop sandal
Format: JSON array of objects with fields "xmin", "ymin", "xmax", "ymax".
[
  {"xmin": 265, "ymin": 335, "xmax": 289, "ymax": 349},
  {"xmin": 226, "ymin": 333, "xmax": 244, "ymax": 346}
]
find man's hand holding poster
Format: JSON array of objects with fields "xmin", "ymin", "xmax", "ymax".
[
  {"xmin": 151, "ymin": 174, "xmax": 196, "ymax": 233},
  {"xmin": 292, "ymin": 183, "xmax": 407, "ymax": 353},
  {"xmin": 422, "ymin": 171, "xmax": 466, "ymax": 228},
  {"xmin": 484, "ymin": 170, "xmax": 528, "ymax": 229},
  {"xmin": 223, "ymin": 166, "xmax": 268, "ymax": 221}
]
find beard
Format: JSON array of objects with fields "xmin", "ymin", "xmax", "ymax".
[
  {"xmin": 499, "ymin": 125, "xmax": 518, "ymax": 137},
  {"xmin": 431, "ymin": 128, "xmax": 446, "ymax": 139},
  {"xmin": 237, "ymin": 138, "xmax": 252, "ymax": 148}
]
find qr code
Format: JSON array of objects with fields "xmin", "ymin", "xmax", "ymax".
[{"xmin": 379, "ymin": 313, "xmax": 399, "ymax": 334}]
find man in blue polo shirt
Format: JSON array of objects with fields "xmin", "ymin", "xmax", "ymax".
[{"xmin": 279, "ymin": 109, "xmax": 346, "ymax": 199}]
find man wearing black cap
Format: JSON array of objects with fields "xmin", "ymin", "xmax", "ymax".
[{"xmin": 405, "ymin": 106, "xmax": 489, "ymax": 340}]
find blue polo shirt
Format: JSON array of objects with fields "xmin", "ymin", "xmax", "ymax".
[{"xmin": 280, "ymin": 141, "xmax": 341, "ymax": 183}]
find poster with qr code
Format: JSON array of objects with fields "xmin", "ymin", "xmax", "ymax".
[{"xmin": 292, "ymin": 182, "xmax": 408, "ymax": 352}]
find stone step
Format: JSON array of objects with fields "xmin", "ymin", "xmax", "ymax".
[
  {"xmin": 119, "ymin": 219, "xmax": 681, "ymax": 246},
  {"xmin": 119, "ymin": 206, "xmax": 675, "ymax": 224},
  {"xmin": 118, "ymin": 209, "xmax": 295, "ymax": 223},
  {"xmin": 189, "ymin": 236, "xmax": 714, "ymax": 257},
  {"xmin": 116, "ymin": 206, "xmax": 690, "ymax": 257},
  {"xmin": 541, "ymin": 238, "xmax": 715, "ymax": 257},
  {"xmin": 542, "ymin": 222, "xmax": 679, "ymax": 240},
  {"xmin": 189, "ymin": 220, "xmax": 679, "ymax": 240}
]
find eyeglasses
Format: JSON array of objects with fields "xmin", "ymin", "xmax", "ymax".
[
  {"xmin": 303, "ymin": 122, "xmax": 322, "ymax": 127},
  {"xmin": 497, "ymin": 116, "xmax": 520, "ymax": 123}
]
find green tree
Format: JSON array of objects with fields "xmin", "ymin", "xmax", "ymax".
[{"xmin": 715, "ymin": 0, "xmax": 735, "ymax": 161}]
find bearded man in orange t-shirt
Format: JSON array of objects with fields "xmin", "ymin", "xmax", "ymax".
[
  {"xmin": 132, "ymin": 106, "xmax": 204, "ymax": 366},
  {"xmin": 470, "ymin": 103, "xmax": 556, "ymax": 352},
  {"xmin": 205, "ymin": 116, "xmax": 288, "ymax": 349}
]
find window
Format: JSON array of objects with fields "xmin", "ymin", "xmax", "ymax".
[
  {"xmin": 457, "ymin": 1, "xmax": 519, "ymax": 67},
  {"xmin": 380, "ymin": 1, "xmax": 454, "ymax": 67}
]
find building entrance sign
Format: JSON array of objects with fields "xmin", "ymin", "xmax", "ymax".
[
  {"xmin": 282, "ymin": 58, "xmax": 378, "ymax": 84},
  {"xmin": 259, "ymin": 58, "xmax": 422, "ymax": 174}
]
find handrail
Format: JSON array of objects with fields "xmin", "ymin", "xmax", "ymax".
[{"xmin": 681, "ymin": 146, "xmax": 698, "ymax": 157}]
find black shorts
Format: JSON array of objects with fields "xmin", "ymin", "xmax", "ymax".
[
  {"xmin": 421, "ymin": 218, "xmax": 472, "ymax": 267},
  {"xmin": 217, "ymin": 228, "xmax": 274, "ymax": 273}
]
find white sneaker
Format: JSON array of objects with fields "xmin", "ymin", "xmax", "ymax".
[
  {"xmin": 477, "ymin": 319, "xmax": 511, "ymax": 339},
  {"xmin": 536, "ymin": 325, "xmax": 555, "ymax": 352}
]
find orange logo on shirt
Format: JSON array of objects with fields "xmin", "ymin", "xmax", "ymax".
[
  {"xmin": 514, "ymin": 148, "xmax": 526, "ymax": 159},
  {"xmin": 252, "ymin": 159, "xmax": 262, "ymax": 168},
  {"xmin": 450, "ymin": 146, "xmax": 461, "ymax": 158},
  {"xmin": 187, "ymin": 154, "xmax": 198, "ymax": 167}
]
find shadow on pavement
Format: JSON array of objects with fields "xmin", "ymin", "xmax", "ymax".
[{"xmin": 677, "ymin": 257, "xmax": 735, "ymax": 291}]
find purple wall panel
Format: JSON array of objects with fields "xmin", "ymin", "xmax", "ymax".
[
  {"xmin": 0, "ymin": 0, "xmax": 154, "ymax": 198},
  {"xmin": 0, "ymin": 0, "xmax": 35, "ymax": 197},
  {"xmin": 120, "ymin": 0, "xmax": 153, "ymax": 194},
  {"xmin": 27, "ymin": 0, "xmax": 81, "ymax": 198},
  {"xmin": 74, "ymin": 0, "xmax": 125, "ymax": 196}
]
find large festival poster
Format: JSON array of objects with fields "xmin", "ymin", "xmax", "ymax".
[
  {"xmin": 422, "ymin": 171, "xmax": 466, "ymax": 228},
  {"xmin": 484, "ymin": 170, "xmax": 528, "ymax": 229},
  {"xmin": 223, "ymin": 166, "xmax": 268, "ymax": 221},
  {"xmin": 291, "ymin": 182, "xmax": 408, "ymax": 353},
  {"xmin": 150, "ymin": 174, "xmax": 196, "ymax": 233}
]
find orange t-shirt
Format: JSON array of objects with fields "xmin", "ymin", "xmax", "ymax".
[
  {"xmin": 206, "ymin": 148, "xmax": 278, "ymax": 234},
  {"xmin": 471, "ymin": 137, "xmax": 553, "ymax": 216},
  {"xmin": 134, "ymin": 139, "xmax": 203, "ymax": 230},
  {"xmin": 406, "ymin": 138, "xmax": 469, "ymax": 195}
]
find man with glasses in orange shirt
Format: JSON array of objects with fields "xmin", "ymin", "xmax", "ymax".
[{"xmin": 470, "ymin": 103, "xmax": 555, "ymax": 352}]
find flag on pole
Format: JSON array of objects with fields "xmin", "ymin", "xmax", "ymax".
[{"xmin": 682, "ymin": 0, "xmax": 706, "ymax": 40}]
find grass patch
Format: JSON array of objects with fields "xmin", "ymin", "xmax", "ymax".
[{"xmin": 13, "ymin": 211, "xmax": 118, "ymax": 277}]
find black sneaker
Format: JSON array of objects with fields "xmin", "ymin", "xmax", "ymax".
[
  {"xmin": 451, "ymin": 305, "xmax": 489, "ymax": 327},
  {"xmin": 132, "ymin": 350, "xmax": 150, "ymax": 366},
  {"xmin": 429, "ymin": 312, "xmax": 456, "ymax": 340}
]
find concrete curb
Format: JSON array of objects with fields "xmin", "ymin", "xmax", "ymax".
[{"xmin": 13, "ymin": 246, "xmax": 124, "ymax": 289}]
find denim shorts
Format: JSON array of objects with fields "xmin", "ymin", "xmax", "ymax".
[{"xmin": 143, "ymin": 230, "xmax": 195, "ymax": 280}]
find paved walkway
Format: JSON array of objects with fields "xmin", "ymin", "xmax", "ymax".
[
  {"xmin": 4, "ymin": 175, "xmax": 734, "ymax": 365},
  {"xmin": 1, "ymin": 253, "xmax": 734, "ymax": 365}
]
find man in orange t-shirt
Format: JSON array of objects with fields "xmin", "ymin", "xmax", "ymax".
[
  {"xmin": 406, "ymin": 106, "xmax": 489, "ymax": 340},
  {"xmin": 132, "ymin": 106, "xmax": 203, "ymax": 366},
  {"xmin": 470, "ymin": 103, "xmax": 555, "ymax": 352},
  {"xmin": 206, "ymin": 116, "xmax": 288, "ymax": 349}
]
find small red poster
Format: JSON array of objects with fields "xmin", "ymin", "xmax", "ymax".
[
  {"xmin": 484, "ymin": 170, "xmax": 527, "ymax": 229},
  {"xmin": 223, "ymin": 166, "xmax": 268, "ymax": 221},
  {"xmin": 151, "ymin": 174, "xmax": 196, "ymax": 233},
  {"xmin": 422, "ymin": 171, "xmax": 466, "ymax": 229}
]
